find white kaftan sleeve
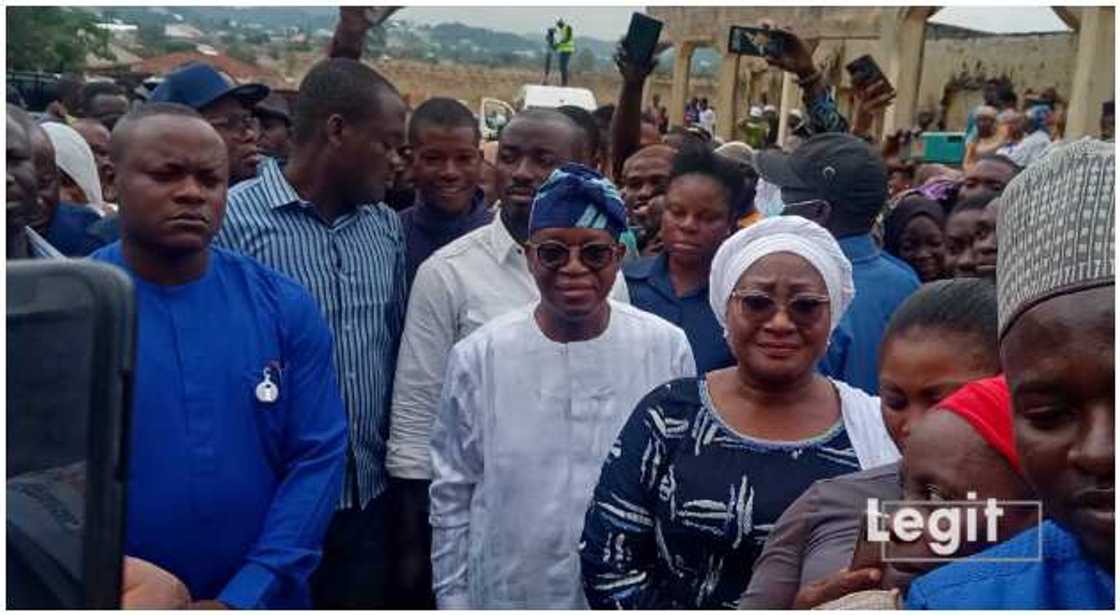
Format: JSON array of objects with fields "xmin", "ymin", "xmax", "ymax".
[{"xmin": 429, "ymin": 341, "xmax": 483, "ymax": 609}]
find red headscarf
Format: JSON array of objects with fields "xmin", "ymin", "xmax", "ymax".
[{"xmin": 932, "ymin": 375, "xmax": 1021, "ymax": 474}]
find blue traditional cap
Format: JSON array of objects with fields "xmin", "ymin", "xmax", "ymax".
[{"xmin": 528, "ymin": 163, "xmax": 628, "ymax": 239}]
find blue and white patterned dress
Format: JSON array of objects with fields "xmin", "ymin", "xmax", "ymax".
[{"xmin": 580, "ymin": 377, "xmax": 861, "ymax": 609}]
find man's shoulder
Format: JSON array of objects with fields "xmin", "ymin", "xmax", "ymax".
[
  {"xmin": 424, "ymin": 221, "xmax": 494, "ymax": 267},
  {"xmin": 449, "ymin": 305, "xmax": 534, "ymax": 357},
  {"xmin": 907, "ymin": 524, "xmax": 1048, "ymax": 600},
  {"xmin": 55, "ymin": 202, "xmax": 101, "ymax": 226},
  {"xmin": 211, "ymin": 247, "xmax": 319, "ymax": 309},
  {"xmin": 612, "ymin": 301, "xmax": 687, "ymax": 340},
  {"xmin": 622, "ymin": 255, "xmax": 660, "ymax": 281},
  {"xmin": 226, "ymin": 172, "xmax": 272, "ymax": 205}
]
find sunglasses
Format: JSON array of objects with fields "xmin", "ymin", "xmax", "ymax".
[
  {"xmin": 731, "ymin": 290, "xmax": 830, "ymax": 327},
  {"xmin": 528, "ymin": 240, "xmax": 619, "ymax": 271}
]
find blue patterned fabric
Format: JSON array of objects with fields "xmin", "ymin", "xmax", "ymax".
[
  {"xmin": 529, "ymin": 163, "xmax": 627, "ymax": 238},
  {"xmin": 579, "ymin": 378, "xmax": 859, "ymax": 609}
]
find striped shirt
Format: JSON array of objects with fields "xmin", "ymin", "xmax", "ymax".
[{"xmin": 215, "ymin": 157, "xmax": 407, "ymax": 509}]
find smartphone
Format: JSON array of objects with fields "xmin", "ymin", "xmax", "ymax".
[
  {"xmin": 7, "ymin": 260, "xmax": 135, "ymax": 608},
  {"xmin": 728, "ymin": 25, "xmax": 789, "ymax": 58},
  {"xmin": 849, "ymin": 509, "xmax": 886, "ymax": 573},
  {"xmin": 623, "ymin": 13, "xmax": 663, "ymax": 66},
  {"xmin": 846, "ymin": 54, "xmax": 892, "ymax": 92}
]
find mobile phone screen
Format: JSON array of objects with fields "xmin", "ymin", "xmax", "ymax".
[
  {"xmin": 7, "ymin": 261, "xmax": 134, "ymax": 609},
  {"xmin": 624, "ymin": 13, "xmax": 663, "ymax": 66},
  {"xmin": 728, "ymin": 25, "xmax": 787, "ymax": 58}
]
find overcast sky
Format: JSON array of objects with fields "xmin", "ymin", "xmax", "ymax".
[{"xmin": 395, "ymin": 6, "xmax": 1071, "ymax": 41}]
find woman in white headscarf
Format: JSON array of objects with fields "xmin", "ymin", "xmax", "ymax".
[
  {"xmin": 41, "ymin": 122, "xmax": 113, "ymax": 216},
  {"xmin": 580, "ymin": 216, "xmax": 898, "ymax": 610}
]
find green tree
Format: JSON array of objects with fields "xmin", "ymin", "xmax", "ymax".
[{"xmin": 7, "ymin": 7, "xmax": 113, "ymax": 72}]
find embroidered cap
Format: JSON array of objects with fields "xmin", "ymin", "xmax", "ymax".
[
  {"xmin": 996, "ymin": 138, "xmax": 1115, "ymax": 338},
  {"xmin": 528, "ymin": 163, "xmax": 627, "ymax": 239}
]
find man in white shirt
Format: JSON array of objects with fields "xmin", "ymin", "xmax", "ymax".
[
  {"xmin": 429, "ymin": 164, "xmax": 695, "ymax": 609},
  {"xmin": 698, "ymin": 98, "xmax": 716, "ymax": 136},
  {"xmin": 386, "ymin": 108, "xmax": 629, "ymax": 600}
]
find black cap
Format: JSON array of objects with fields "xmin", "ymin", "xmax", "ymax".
[
  {"xmin": 150, "ymin": 63, "xmax": 269, "ymax": 111},
  {"xmin": 254, "ymin": 92, "xmax": 291, "ymax": 124},
  {"xmin": 754, "ymin": 132, "xmax": 888, "ymax": 216}
]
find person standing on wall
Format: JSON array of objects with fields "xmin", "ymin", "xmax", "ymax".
[{"xmin": 555, "ymin": 19, "xmax": 575, "ymax": 86}]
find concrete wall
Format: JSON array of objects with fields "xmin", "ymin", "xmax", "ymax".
[{"xmin": 917, "ymin": 32, "xmax": 1076, "ymax": 130}]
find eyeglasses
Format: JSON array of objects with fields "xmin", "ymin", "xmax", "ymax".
[
  {"xmin": 731, "ymin": 290, "xmax": 830, "ymax": 327},
  {"xmin": 207, "ymin": 113, "xmax": 260, "ymax": 136},
  {"xmin": 528, "ymin": 240, "xmax": 619, "ymax": 271}
]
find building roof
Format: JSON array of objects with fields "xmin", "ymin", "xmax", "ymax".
[{"xmin": 128, "ymin": 51, "xmax": 281, "ymax": 84}]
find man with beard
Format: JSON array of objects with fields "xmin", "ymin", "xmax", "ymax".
[
  {"xmin": 150, "ymin": 63, "xmax": 269, "ymax": 186},
  {"xmin": 91, "ymin": 103, "xmax": 347, "ymax": 609},
  {"xmin": 906, "ymin": 139, "xmax": 1114, "ymax": 609},
  {"xmin": 216, "ymin": 58, "xmax": 408, "ymax": 609},
  {"xmin": 388, "ymin": 108, "xmax": 629, "ymax": 608},
  {"xmin": 618, "ymin": 144, "xmax": 674, "ymax": 256}
]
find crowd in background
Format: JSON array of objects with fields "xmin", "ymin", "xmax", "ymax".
[{"xmin": 5, "ymin": 6, "xmax": 1115, "ymax": 611}]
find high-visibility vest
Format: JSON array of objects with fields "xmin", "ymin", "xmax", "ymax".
[{"xmin": 555, "ymin": 24, "xmax": 575, "ymax": 53}]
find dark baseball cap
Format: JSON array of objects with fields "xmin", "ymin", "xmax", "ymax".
[
  {"xmin": 149, "ymin": 63, "xmax": 269, "ymax": 111},
  {"xmin": 254, "ymin": 92, "xmax": 291, "ymax": 124},
  {"xmin": 754, "ymin": 132, "xmax": 888, "ymax": 216}
]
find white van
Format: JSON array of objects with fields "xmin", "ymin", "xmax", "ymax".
[
  {"xmin": 479, "ymin": 86, "xmax": 598, "ymax": 141},
  {"xmin": 513, "ymin": 85, "xmax": 597, "ymax": 111}
]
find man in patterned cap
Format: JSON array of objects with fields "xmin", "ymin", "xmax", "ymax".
[
  {"xmin": 905, "ymin": 138, "xmax": 1115, "ymax": 609},
  {"xmin": 428, "ymin": 164, "xmax": 696, "ymax": 609}
]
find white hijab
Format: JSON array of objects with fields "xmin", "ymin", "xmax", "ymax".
[
  {"xmin": 707, "ymin": 216, "xmax": 898, "ymax": 470},
  {"xmin": 709, "ymin": 216, "xmax": 854, "ymax": 334},
  {"xmin": 42, "ymin": 122, "xmax": 104, "ymax": 206}
]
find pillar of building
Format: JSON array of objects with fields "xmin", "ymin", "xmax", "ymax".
[
  {"xmin": 776, "ymin": 71, "xmax": 798, "ymax": 147},
  {"xmin": 669, "ymin": 41, "xmax": 695, "ymax": 129},
  {"xmin": 715, "ymin": 53, "xmax": 742, "ymax": 140},
  {"xmin": 879, "ymin": 8, "xmax": 930, "ymax": 136},
  {"xmin": 1067, "ymin": 6, "xmax": 1115, "ymax": 138}
]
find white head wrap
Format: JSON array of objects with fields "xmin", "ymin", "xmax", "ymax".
[
  {"xmin": 708, "ymin": 216, "xmax": 855, "ymax": 334},
  {"xmin": 41, "ymin": 122, "xmax": 103, "ymax": 206}
]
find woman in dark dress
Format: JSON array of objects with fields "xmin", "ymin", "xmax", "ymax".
[{"xmin": 580, "ymin": 217, "xmax": 899, "ymax": 609}]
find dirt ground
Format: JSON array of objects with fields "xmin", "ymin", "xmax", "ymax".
[{"xmin": 265, "ymin": 51, "xmax": 716, "ymax": 115}]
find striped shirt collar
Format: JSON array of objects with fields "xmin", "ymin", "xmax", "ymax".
[
  {"xmin": 25, "ymin": 227, "xmax": 64, "ymax": 259},
  {"xmin": 254, "ymin": 157, "xmax": 307, "ymax": 210}
]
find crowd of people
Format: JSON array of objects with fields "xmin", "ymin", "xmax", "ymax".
[{"xmin": 5, "ymin": 8, "xmax": 1115, "ymax": 611}]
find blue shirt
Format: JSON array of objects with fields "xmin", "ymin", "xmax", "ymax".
[
  {"xmin": 820, "ymin": 234, "xmax": 919, "ymax": 394},
  {"xmin": 906, "ymin": 520, "xmax": 1115, "ymax": 609},
  {"xmin": 90, "ymin": 244, "xmax": 347, "ymax": 608},
  {"xmin": 45, "ymin": 202, "xmax": 114, "ymax": 257},
  {"xmin": 216, "ymin": 157, "xmax": 407, "ymax": 509},
  {"xmin": 398, "ymin": 190, "xmax": 492, "ymax": 290},
  {"xmin": 623, "ymin": 254, "xmax": 734, "ymax": 374}
]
